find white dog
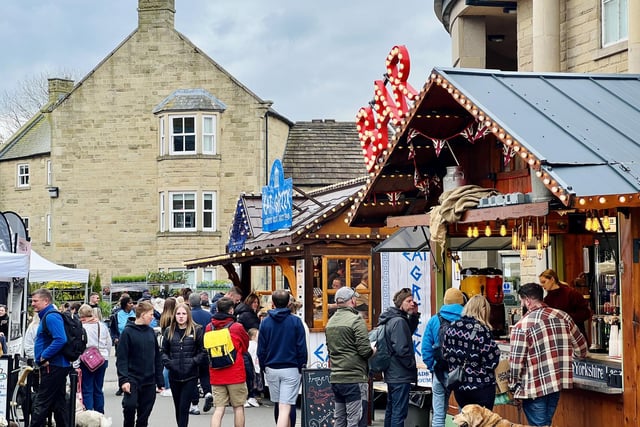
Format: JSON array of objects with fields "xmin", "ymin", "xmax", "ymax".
[{"xmin": 75, "ymin": 410, "xmax": 112, "ymax": 427}]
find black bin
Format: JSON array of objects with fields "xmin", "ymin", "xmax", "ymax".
[{"xmin": 404, "ymin": 389, "xmax": 431, "ymax": 427}]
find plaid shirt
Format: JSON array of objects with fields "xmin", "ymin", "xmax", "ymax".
[{"xmin": 509, "ymin": 304, "xmax": 588, "ymax": 399}]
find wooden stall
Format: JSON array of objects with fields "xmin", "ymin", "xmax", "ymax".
[
  {"xmin": 185, "ymin": 178, "xmax": 395, "ymax": 368},
  {"xmin": 348, "ymin": 46, "xmax": 640, "ymax": 426}
]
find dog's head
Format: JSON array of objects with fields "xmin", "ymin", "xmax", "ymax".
[{"xmin": 452, "ymin": 404, "xmax": 502, "ymax": 427}]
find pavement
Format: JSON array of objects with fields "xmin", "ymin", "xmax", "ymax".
[{"xmin": 101, "ymin": 353, "xmax": 389, "ymax": 427}]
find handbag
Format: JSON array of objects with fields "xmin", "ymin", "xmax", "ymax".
[
  {"xmin": 80, "ymin": 323, "xmax": 106, "ymax": 372},
  {"xmin": 445, "ymin": 325, "xmax": 477, "ymax": 391}
]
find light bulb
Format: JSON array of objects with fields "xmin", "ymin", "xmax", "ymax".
[
  {"xmin": 585, "ymin": 216, "xmax": 592, "ymax": 231},
  {"xmin": 472, "ymin": 226, "xmax": 479, "ymax": 238},
  {"xmin": 520, "ymin": 240, "xmax": 527, "ymax": 259},
  {"xmin": 500, "ymin": 223, "xmax": 507, "ymax": 237},
  {"xmin": 511, "ymin": 229, "xmax": 518, "ymax": 250},
  {"xmin": 542, "ymin": 225, "xmax": 549, "ymax": 247},
  {"xmin": 603, "ymin": 215, "xmax": 611, "ymax": 231},
  {"xmin": 526, "ymin": 221, "xmax": 533, "ymax": 242},
  {"xmin": 537, "ymin": 238, "xmax": 544, "ymax": 260},
  {"xmin": 467, "ymin": 226, "xmax": 473, "ymax": 238},
  {"xmin": 485, "ymin": 224, "xmax": 492, "ymax": 237}
]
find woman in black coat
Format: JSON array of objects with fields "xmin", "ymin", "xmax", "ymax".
[
  {"xmin": 161, "ymin": 303, "xmax": 206, "ymax": 427},
  {"xmin": 235, "ymin": 293, "xmax": 261, "ymax": 331}
]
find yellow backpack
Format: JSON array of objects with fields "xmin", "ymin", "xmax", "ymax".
[{"xmin": 203, "ymin": 323, "xmax": 236, "ymax": 369}]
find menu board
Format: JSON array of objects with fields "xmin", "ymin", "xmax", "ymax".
[{"xmin": 301, "ymin": 368, "xmax": 334, "ymax": 427}]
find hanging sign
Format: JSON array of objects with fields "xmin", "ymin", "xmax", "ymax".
[
  {"xmin": 262, "ymin": 159, "xmax": 293, "ymax": 232},
  {"xmin": 356, "ymin": 45, "xmax": 419, "ymax": 172}
]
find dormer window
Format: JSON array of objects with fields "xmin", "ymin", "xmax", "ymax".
[{"xmin": 153, "ymin": 89, "xmax": 226, "ymax": 156}]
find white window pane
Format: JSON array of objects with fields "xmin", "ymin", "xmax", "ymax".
[
  {"xmin": 203, "ymin": 135, "xmax": 214, "ymax": 152},
  {"xmin": 203, "ymin": 117, "xmax": 213, "ymax": 133}
]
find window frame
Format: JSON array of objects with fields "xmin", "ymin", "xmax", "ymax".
[
  {"xmin": 169, "ymin": 192, "xmax": 197, "ymax": 232},
  {"xmin": 159, "ymin": 192, "xmax": 166, "ymax": 232},
  {"xmin": 169, "ymin": 115, "xmax": 197, "ymax": 155},
  {"xmin": 17, "ymin": 164, "xmax": 30, "ymax": 188},
  {"xmin": 601, "ymin": 0, "xmax": 628, "ymax": 47},
  {"xmin": 46, "ymin": 214, "xmax": 51, "ymax": 243},
  {"xmin": 202, "ymin": 115, "xmax": 217, "ymax": 154},
  {"xmin": 202, "ymin": 191, "xmax": 217, "ymax": 231},
  {"xmin": 46, "ymin": 161, "xmax": 52, "ymax": 186}
]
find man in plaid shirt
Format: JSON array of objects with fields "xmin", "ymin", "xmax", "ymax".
[{"xmin": 509, "ymin": 282, "xmax": 588, "ymax": 426}]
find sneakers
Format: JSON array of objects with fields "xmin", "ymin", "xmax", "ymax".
[
  {"xmin": 245, "ymin": 397, "xmax": 260, "ymax": 408},
  {"xmin": 160, "ymin": 389, "xmax": 172, "ymax": 397},
  {"xmin": 203, "ymin": 393, "xmax": 213, "ymax": 412},
  {"xmin": 189, "ymin": 405, "xmax": 200, "ymax": 415},
  {"xmin": 115, "ymin": 389, "xmax": 123, "ymax": 396}
]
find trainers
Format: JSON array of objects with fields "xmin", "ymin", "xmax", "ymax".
[
  {"xmin": 246, "ymin": 397, "xmax": 259, "ymax": 407},
  {"xmin": 115, "ymin": 389, "xmax": 123, "ymax": 396},
  {"xmin": 203, "ymin": 393, "xmax": 213, "ymax": 412},
  {"xmin": 244, "ymin": 401, "xmax": 251, "ymax": 408},
  {"xmin": 189, "ymin": 405, "xmax": 200, "ymax": 415},
  {"xmin": 161, "ymin": 389, "xmax": 172, "ymax": 397}
]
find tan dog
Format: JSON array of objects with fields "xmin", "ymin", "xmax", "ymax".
[{"xmin": 452, "ymin": 404, "xmax": 549, "ymax": 427}]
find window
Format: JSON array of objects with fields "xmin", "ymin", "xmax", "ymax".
[
  {"xmin": 602, "ymin": 0, "xmax": 628, "ymax": 46},
  {"xmin": 203, "ymin": 269, "xmax": 216, "ymax": 283},
  {"xmin": 170, "ymin": 269, "xmax": 195, "ymax": 286},
  {"xmin": 170, "ymin": 192, "xmax": 196, "ymax": 231},
  {"xmin": 313, "ymin": 256, "xmax": 372, "ymax": 329},
  {"xmin": 46, "ymin": 214, "xmax": 51, "ymax": 243},
  {"xmin": 203, "ymin": 192, "xmax": 216, "ymax": 231},
  {"xmin": 203, "ymin": 115, "xmax": 216, "ymax": 154},
  {"xmin": 170, "ymin": 116, "xmax": 196, "ymax": 154},
  {"xmin": 159, "ymin": 192, "xmax": 166, "ymax": 232},
  {"xmin": 159, "ymin": 118, "xmax": 165, "ymax": 156},
  {"xmin": 46, "ymin": 161, "xmax": 52, "ymax": 186},
  {"xmin": 17, "ymin": 164, "xmax": 29, "ymax": 187}
]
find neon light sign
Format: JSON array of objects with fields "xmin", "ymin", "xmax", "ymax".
[{"xmin": 356, "ymin": 45, "xmax": 418, "ymax": 172}]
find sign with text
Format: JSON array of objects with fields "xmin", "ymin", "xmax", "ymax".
[
  {"xmin": 262, "ymin": 159, "xmax": 293, "ymax": 232},
  {"xmin": 380, "ymin": 251, "xmax": 432, "ymax": 386},
  {"xmin": 301, "ymin": 368, "xmax": 334, "ymax": 427}
]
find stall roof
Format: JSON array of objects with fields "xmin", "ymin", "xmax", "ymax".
[{"xmin": 350, "ymin": 67, "xmax": 640, "ymax": 226}]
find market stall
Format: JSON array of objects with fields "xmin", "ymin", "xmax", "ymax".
[{"xmin": 348, "ymin": 46, "xmax": 640, "ymax": 426}]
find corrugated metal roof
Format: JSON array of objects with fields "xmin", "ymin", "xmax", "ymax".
[{"xmin": 435, "ymin": 68, "xmax": 640, "ymax": 198}]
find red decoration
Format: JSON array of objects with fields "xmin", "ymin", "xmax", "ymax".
[
  {"xmin": 432, "ymin": 139, "xmax": 446, "ymax": 157},
  {"xmin": 386, "ymin": 191, "xmax": 403, "ymax": 206},
  {"xmin": 503, "ymin": 144, "xmax": 516, "ymax": 167},
  {"xmin": 357, "ymin": 45, "xmax": 418, "ymax": 172}
]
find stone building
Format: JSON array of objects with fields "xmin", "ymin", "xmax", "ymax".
[
  {"xmin": 434, "ymin": 0, "xmax": 639, "ymax": 73},
  {"xmin": 0, "ymin": 0, "xmax": 296, "ymax": 285}
]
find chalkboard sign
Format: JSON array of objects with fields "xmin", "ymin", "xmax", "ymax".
[{"xmin": 301, "ymin": 368, "xmax": 334, "ymax": 427}]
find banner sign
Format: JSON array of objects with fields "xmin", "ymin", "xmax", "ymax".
[{"xmin": 262, "ymin": 159, "xmax": 293, "ymax": 232}]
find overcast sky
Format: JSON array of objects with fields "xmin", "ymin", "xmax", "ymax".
[{"xmin": 0, "ymin": 0, "xmax": 452, "ymax": 123}]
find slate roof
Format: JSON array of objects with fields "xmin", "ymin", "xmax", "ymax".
[
  {"xmin": 434, "ymin": 68, "xmax": 640, "ymax": 199},
  {"xmin": 0, "ymin": 115, "xmax": 51, "ymax": 161},
  {"xmin": 282, "ymin": 120, "xmax": 367, "ymax": 189},
  {"xmin": 152, "ymin": 88, "xmax": 228, "ymax": 113}
]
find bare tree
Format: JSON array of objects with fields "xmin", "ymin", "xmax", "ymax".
[{"xmin": 0, "ymin": 70, "xmax": 76, "ymax": 144}]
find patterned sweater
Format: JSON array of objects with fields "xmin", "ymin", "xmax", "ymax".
[{"xmin": 443, "ymin": 316, "xmax": 500, "ymax": 390}]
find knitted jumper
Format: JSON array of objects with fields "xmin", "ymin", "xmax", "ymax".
[{"xmin": 442, "ymin": 316, "xmax": 500, "ymax": 390}]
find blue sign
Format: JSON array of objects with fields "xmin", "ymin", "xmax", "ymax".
[{"xmin": 262, "ymin": 160, "xmax": 293, "ymax": 232}]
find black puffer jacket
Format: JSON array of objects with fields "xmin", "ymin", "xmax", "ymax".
[
  {"xmin": 161, "ymin": 324, "xmax": 206, "ymax": 382},
  {"xmin": 235, "ymin": 303, "xmax": 260, "ymax": 331},
  {"xmin": 377, "ymin": 307, "xmax": 417, "ymax": 384}
]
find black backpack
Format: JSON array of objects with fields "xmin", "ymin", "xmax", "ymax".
[
  {"xmin": 431, "ymin": 313, "xmax": 452, "ymax": 383},
  {"xmin": 368, "ymin": 324, "xmax": 393, "ymax": 373},
  {"xmin": 43, "ymin": 311, "xmax": 88, "ymax": 362}
]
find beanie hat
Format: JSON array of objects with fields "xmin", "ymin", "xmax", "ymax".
[
  {"xmin": 444, "ymin": 288, "xmax": 465, "ymax": 305},
  {"xmin": 393, "ymin": 288, "xmax": 412, "ymax": 308}
]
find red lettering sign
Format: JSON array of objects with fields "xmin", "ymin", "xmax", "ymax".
[{"xmin": 357, "ymin": 45, "xmax": 418, "ymax": 172}]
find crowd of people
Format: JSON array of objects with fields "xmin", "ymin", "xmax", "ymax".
[{"xmin": 18, "ymin": 265, "xmax": 590, "ymax": 427}]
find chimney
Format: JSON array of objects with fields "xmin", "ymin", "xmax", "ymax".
[
  {"xmin": 47, "ymin": 78, "xmax": 74, "ymax": 104},
  {"xmin": 138, "ymin": 0, "xmax": 175, "ymax": 30}
]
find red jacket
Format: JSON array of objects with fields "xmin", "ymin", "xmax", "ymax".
[{"xmin": 206, "ymin": 315, "xmax": 249, "ymax": 385}]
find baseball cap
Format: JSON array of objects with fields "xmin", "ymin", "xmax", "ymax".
[{"xmin": 335, "ymin": 287, "xmax": 359, "ymax": 303}]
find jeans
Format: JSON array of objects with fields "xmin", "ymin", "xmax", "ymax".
[
  {"xmin": 80, "ymin": 361, "xmax": 108, "ymax": 413},
  {"xmin": 384, "ymin": 383, "xmax": 411, "ymax": 427},
  {"xmin": 522, "ymin": 392, "xmax": 560, "ymax": 426},
  {"xmin": 431, "ymin": 373, "xmax": 451, "ymax": 427}
]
